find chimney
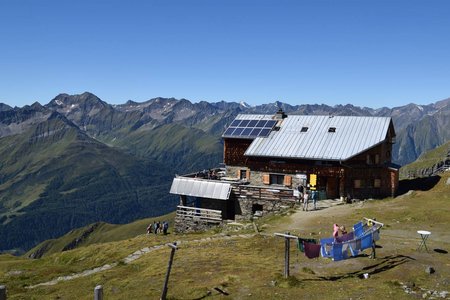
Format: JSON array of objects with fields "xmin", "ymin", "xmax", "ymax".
[{"xmin": 274, "ymin": 108, "xmax": 287, "ymax": 120}]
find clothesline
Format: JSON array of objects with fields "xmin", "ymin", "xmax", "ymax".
[{"xmin": 298, "ymin": 217, "xmax": 383, "ymax": 260}]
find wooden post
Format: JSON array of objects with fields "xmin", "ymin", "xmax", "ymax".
[
  {"xmin": 94, "ymin": 285, "xmax": 103, "ymax": 300},
  {"xmin": 274, "ymin": 232, "xmax": 297, "ymax": 279},
  {"xmin": 0, "ymin": 285, "xmax": 5, "ymax": 300},
  {"xmin": 160, "ymin": 242, "xmax": 178, "ymax": 300},
  {"xmin": 284, "ymin": 231, "xmax": 290, "ymax": 278}
]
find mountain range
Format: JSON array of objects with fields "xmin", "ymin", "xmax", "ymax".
[{"xmin": 1, "ymin": 92, "xmax": 449, "ymax": 253}]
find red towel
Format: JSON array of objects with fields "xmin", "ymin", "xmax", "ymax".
[{"xmin": 303, "ymin": 241, "xmax": 321, "ymax": 259}]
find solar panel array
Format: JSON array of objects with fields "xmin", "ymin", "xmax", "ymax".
[{"xmin": 223, "ymin": 119, "xmax": 277, "ymax": 138}]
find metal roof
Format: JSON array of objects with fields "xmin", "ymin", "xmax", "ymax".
[
  {"xmin": 169, "ymin": 177, "xmax": 232, "ymax": 200},
  {"xmin": 243, "ymin": 115, "xmax": 393, "ymax": 161}
]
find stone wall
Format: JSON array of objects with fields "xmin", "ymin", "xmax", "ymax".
[
  {"xmin": 174, "ymin": 215, "xmax": 222, "ymax": 233},
  {"xmin": 231, "ymin": 185, "xmax": 296, "ymax": 221}
]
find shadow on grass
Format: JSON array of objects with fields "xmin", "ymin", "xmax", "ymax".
[
  {"xmin": 434, "ymin": 248, "xmax": 448, "ymax": 254},
  {"xmin": 304, "ymin": 255, "xmax": 415, "ymax": 282},
  {"xmin": 397, "ymin": 176, "xmax": 441, "ymax": 195}
]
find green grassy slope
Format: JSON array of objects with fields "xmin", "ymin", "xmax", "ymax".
[
  {"xmin": 25, "ymin": 212, "xmax": 176, "ymax": 258},
  {"xmin": 102, "ymin": 123, "xmax": 224, "ymax": 173},
  {"xmin": 399, "ymin": 140, "xmax": 450, "ymax": 178},
  {"xmin": 0, "ymin": 114, "xmax": 176, "ymax": 253}
]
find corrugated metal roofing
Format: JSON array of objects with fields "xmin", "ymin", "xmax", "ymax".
[
  {"xmin": 243, "ymin": 115, "xmax": 393, "ymax": 161},
  {"xmin": 169, "ymin": 177, "xmax": 232, "ymax": 200},
  {"xmin": 234, "ymin": 114, "xmax": 275, "ymax": 121}
]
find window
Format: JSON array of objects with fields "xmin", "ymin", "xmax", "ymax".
[
  {"xmin": 354, "ymin": 180, "xmax": 361, "ymax": 189},
  {"xmin": 240, "ymin": 169, "xmax": 247, "ymax": 180},
  {"xmin": 328, "ymin": 127, "xmax": 336, "ymax": 133},
  {"xmin": 375, "ymin": 154, "xmax": 380, "ymax": 164},
  {"xmin": 374, "ymin": 179, "xmax": 381, "ymax": 188},
  {"xmin": 366, "ymin": 155, "xmax": 372, "ymax": 165},
  {"xmin": 270, "ymin": 174, "xmax": 285, "ymax": 185},
  {"xmin": 301, "ymin": 127, "xmax": 308, "ymax": 132}
]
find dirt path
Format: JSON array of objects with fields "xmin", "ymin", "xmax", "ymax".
[
  {"xmin": 265, "ymin": 199, "xmax": 349, "ymax": 234},
  {"xmin": 27, "ymin": 233, "xmax": 255, "ymax": 289}
]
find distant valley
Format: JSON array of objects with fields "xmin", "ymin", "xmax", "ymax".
[{"xmin": 0, "ymin": 92, "xmax": 449, "ymax": 253}]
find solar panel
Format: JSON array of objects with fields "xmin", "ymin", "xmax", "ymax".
[
  {"xmin": 230, "ymin": 120, "xmax": 241, "ymax": 126},
  {"xmin": 223, "ymin": 127, "xmax": 236, "ymax": 135},
  {"xmin": 233, "ymin": 127, "xmax": 244, "ymax": 135},
  {"xmin": 241, "ymin": 128, "xmax": 253, "ymax": 135},
  {"xmin": 260, "ymin": 128, "xmax": 271, "ymax": 137},
  {"xmin": 222, "ymin": 119, "xmax": 277, "ymax": 139},
  {"xmin": 256, "ymin": 120, "xmax": 267, "ymax": 127},
  {"xmin": 239, "ymin": 120, "xmax": 250, "ymax": 127},
  {"xmin": 248, "ymin": 120, "xmax": 258, "ymax": 127},
  {"xmin": 250, "ymin": 128, "xmax": 262, "ymax": 136}
]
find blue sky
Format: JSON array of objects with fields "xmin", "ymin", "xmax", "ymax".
[{"xmin": 1, "ymin": 0, "xmax": 449, "ymax": 108}]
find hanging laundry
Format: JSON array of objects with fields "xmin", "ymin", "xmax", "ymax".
[
  {"xmin": 297, "ymin": 238, "xmax": 317, "ymax": 252},
  {"xmin": 303, "ymin": 241, "xmax": 321, "ymax": 259},
  {"xmin": 332, "ymin": 243, "xmax": 344, "ymax": 261},
  {"xmin": 336, "ymin": 231, "xmax": 354, "ymax": 243},
  {"xmin": 320, "ymin": 237, "xmax": 334, "ymax": 257},
  {"xmin": 373, "ymin": 229, "xmax": 380, "ymax": 241},
  {"xmin": 361, "ymin": 232, "xmax": 373, "ymax": 250},
  {"xmin": 348, "ymin": 240, "xmax": 359, "ymax": 257}
]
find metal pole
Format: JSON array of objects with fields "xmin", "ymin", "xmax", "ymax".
[
  {"xmin": 94, "ymin": 285, "xmax": 103, "ymax": 300},
  {"xmin": 284, "ymin": 232, "xmax": 290, "ymax": 278},
  {"xmin": 161, "ymin": 242, "xmax": 178, "ymax": 300},
  {"xmin": 0, "ymin": 285, "xmax": 5, "ymax": 300}
]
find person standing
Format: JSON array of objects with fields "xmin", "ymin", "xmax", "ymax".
[
  {"xmin": 303, "ymin": 190, "xmax": 309, "ymax": 211},
  {"xmin": 312, "ymin": 190, "xmax": 317, "ymax": 210},
  {"xmin": 163, "ymin": 221, "xmax": 169, "ymax": 235},
  {"xmin": 155, "ymin": 221, "xmax": 160, "ymax": 234},
  {"xmin": 297, "ymin": 184, "xmax": 304, "ymax": 204}
]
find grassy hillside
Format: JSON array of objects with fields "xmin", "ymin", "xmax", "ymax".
[
  {"xmin": 0, "ymin": 115, "xmax": 176, "ymax": 253},
  {"xmin": 26, "ymin": 212, "xmax": 176, "ymax": 258},
  {"xmin": 102, "ymin": 123, "xmax": 224, "ymax": 173},
  {"xmin": 399, "ymin": 140, "xmax": 450, "ymax": 179},
  {"xmin": 0, "ymin": 173, "xmax": 448, "ymax": 299}
]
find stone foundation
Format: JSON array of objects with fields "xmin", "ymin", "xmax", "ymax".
[{"xmin": 174, "ymin": 216, "xmax": 222, "ymax": 233}]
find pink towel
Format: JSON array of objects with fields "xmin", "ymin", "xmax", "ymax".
[
  {"xmin": 303, "ymin": 241, "xmax": 321, "ymax": 259},
  {"xmin": 333, "ymin": 224, "xmax": 339, "ymax": 239}
]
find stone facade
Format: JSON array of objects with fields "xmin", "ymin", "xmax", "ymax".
[
  {"xmin": 231, "ymin": 184, "xmax": 296, "ymax": 221},
  {"xmin": 174, "ymin": 215, "xmax": 222, "ymax": 233}
]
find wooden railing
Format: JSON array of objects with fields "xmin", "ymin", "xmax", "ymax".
[
  {"xmin": 176, "ymin": 206, "xmax": 222, "ymax": 223},
  {"xmin": 232, "ymin": 185, "xmax": 296, "ymax": 202}
]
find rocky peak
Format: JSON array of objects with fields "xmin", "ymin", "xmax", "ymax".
[{"xmin": 0, "ymin": 103, "xmax": 12, "ymax": 112}]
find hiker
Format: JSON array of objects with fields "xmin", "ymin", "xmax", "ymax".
[
  {"xmin": 163, "ymin": 221, "xmax": 169, "ymax": 235},
  {"xmin": 297, "ymin": 184, "xmax": 304, "ymax": 202},
  {"xmin": 146, "ymin": 223, "xmax": 152, "ymax": 234},
  {"xmin": 339, "ymin": 225, "xmax": 347, "ymax": 235},
  {"xmin": 154, "ymin": 221, "xmax": 160, "ymax": 234},
  {"xmin": 303, "ymin": 190, "xmax": 309, "ymax": 211},
  {"xmin": 311, "ymin": 190, "xmax": 317, "ymax": 210}
]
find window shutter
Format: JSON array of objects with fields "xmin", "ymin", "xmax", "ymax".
[
  {"xmin": 263, "ymin": 174, "xmax": 270, "ymax": 185},
  {"xmin": 246, "ymin": 170, "xmax": 250, "ymax": 180},
  {"xmin": 236, "ymin": 169, "xmax": 240, "ymax": 178},
  {"xmin": 284, "ymin": 175, "xmax": 292, "ymax": 187}
]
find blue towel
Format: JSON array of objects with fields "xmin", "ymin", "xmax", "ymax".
[
  {"xmin": 354, "ymin": 226, "xmax": 364, "ymax": 238},
  {"xmin": 332, "ymin": 243, "xmax": 344, "ymax": 261},
  {"xmin": 348, "ymin": 241, "xmax": 359, "ymax": 256},
  {"xmin": 353, "ymin": 221, "xmax": 363, "ymax": 230},
  {"xmin": 361, "ymin": 232, "xmax": 373, "ymax": 250},
  {"xmin": 320, "ymin": 237, "xmax": 334, "ymax": 257}
]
